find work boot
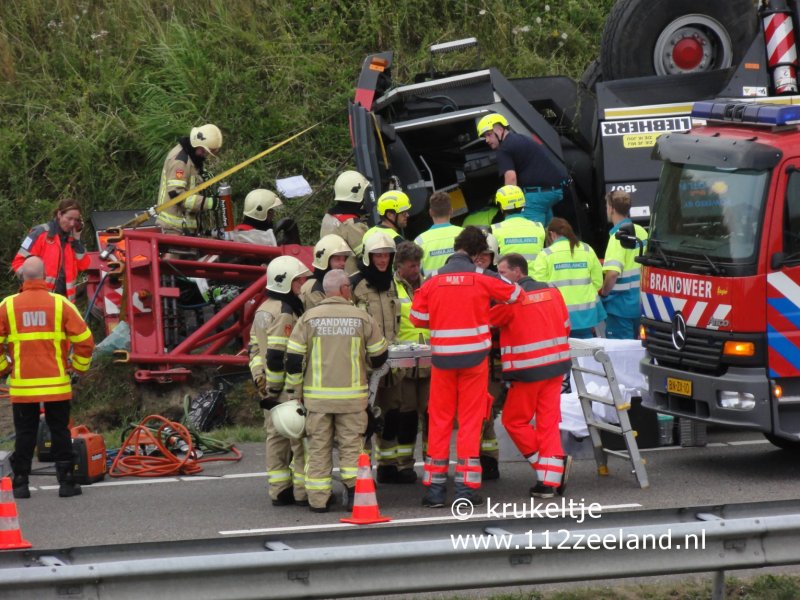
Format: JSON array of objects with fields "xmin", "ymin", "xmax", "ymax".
[
  {"xmin": 395, "ymin": 468, "xmax": 417, "ymax": 484},
  {"xmin": 9, "ymin": 454, "xmax": 31, "ymax": 499},
  {"xmin": 480, "ymin": 455, "xmax": 500, "ymax": 481},
  {"xmin": 557, "ymin": 455, "xmax": 573, "ymax": 496},
  {"xmin": 529, "ymin": 482, "xmax": 556, "ymax": 499},
  {"xmin": 345, "ymin": 485, "xmax": 356, "ymax": 511},
  {"xmin": 376, "ymin": 465, "xmax": 398, "ymax": 484},
  {"xmin": 271, "ymin": 487, "xmax": 296, "ymax": 507},
  {"xmin": 453, "ymin": 482, "xmax": 484, "ymax": 507},
  {"xmin": 421, "ymin": 482, "xmax": 447, "ymax": 508},
  {"xmin": 55, "ymin": 461, "xmax": 82, "ymax": 498},
  {"xmin": 12, "ymin": 474, "xmax": 30, "ymax": 500}
]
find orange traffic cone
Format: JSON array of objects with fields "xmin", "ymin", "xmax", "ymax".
[
  {"xmin": 0, "ymin": 477, "xmax": 32, "ymax": 550},
  {"xmin": 340, "ymin": 453, "xmax": 391, "ymax": 525}
]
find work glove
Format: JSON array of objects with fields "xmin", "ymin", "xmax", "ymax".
[
  {"xmin": 259, "ymin": 397, "xmax": 279, "ymax": 411},
  {"xmin": 253, "ymin": 374, "xmax": 267, "ymax": 396},
  {"xmin": 364, "ymin": 406, "xmax": 383, "ymax": 438}
]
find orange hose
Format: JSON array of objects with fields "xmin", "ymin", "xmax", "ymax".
[{"xmin": 109, "ymin": 414, "xmax": 242, "ymax": 478}]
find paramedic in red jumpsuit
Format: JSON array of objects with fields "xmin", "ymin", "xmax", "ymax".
[
  {"xmin": 493, "ymin": 252, "xmax": 573, "ymax": 498},
  {"xmin": 410, "ymin": 226, "xmax": 521, "ymax": 508}
]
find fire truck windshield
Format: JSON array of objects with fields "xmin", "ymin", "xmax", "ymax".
[{"xmin": 649, "ymin": 163, "xmax": 769, "ymax": 267}]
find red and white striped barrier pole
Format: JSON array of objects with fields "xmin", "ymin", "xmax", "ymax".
[{"xmin": 762, "ymin": 0, "xmax": 800, "ymax": 94}]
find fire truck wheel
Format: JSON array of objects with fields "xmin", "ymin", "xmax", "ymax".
[
  {"xmin": 579, "ymin": 58, "xmax": 602, "ymax": 92},
  {"xmin": 764, "ymin": 433, "xmax": 800, "ymax": 452},
  {"xmin": 600, "ymin": 0, "xmax": 758, "ymax": 81}
]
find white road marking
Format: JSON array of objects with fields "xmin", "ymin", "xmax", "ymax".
[
  {"xmin": 218, "ymin": 503, "xmax": 644, "ymax": 536},
  {"xmin": 34, "ymin": 440, "xmax": 769, "ymax": 492}
]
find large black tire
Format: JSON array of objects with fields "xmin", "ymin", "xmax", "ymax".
[
  {"xmin": 764, "ymin": 433, "xmax": 800, "ymax": 453},
  {"xmin": 600, "ymin": 0, "xmax": 758, "ymax": 81}
]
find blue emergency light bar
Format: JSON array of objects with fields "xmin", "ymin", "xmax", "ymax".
[{"xmin": 692, "ymin": 101, "xmax": 800, "ymax": 126}]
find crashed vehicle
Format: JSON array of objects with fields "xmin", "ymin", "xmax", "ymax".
[{"xmin": 348, "ymin": 0, "xmax": 765, "ymax": 250}]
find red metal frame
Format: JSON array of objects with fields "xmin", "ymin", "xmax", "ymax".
[{"xmin": 86, "ymin": 230, "xmax": 312, "ymax": 383}]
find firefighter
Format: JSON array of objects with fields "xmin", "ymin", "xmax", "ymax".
[
  {"xmin": 473, "ymin": 231, "xmax": 500, "ymax": 271},
  {"xmin": 300, "ymin": 234, "xmax": 354, "ymax": 311},
  {"xmin": 477, "ymin": 113, "xmax": 568, "ymax": 226},
  {"xmin": 492, "ymin": 253, "xmax": 573, "ymax": 498},
  {"xmin": 320, "ymin": 170, "xmax": 370, "ymax": 274},
  {"xmin": 491, "ymin": 185, "xmax": 546, "ymax": 274},
  {"xmin": 249, "ymin": 256, "xmax": 311, "ymax": 506},
  {"xmin": 350, "ymin": 232, "xmax": 409, "ymax": 483},
  {"xmin": 362, "ymin": 190, "xmax": 410, "ymax": 249},
  {"xmin": 227, "ymin": 189, "xmax": 282, "ymax": 245},
  {"xmin": 599, "ymin": 190, "xmax": 648, "ymax": 339},
  {"xmin": 156, "ymin": 123, "xmax": 223, "ymax": 235},
  {"xmin": 1, "ymin": 257, "xmax": 95, "ymax": 499},
  {"xmin": 413, "ymin": 191, "xmax": 463, "ymax": 276},
  {"xmin": 410, "ymin": 226, "xmax": 522, "ymax": 508},
  {"xmin": 533, "ymin": 217, "xmax": 605, "ymax": 339},
  {"xmin": 393, "ymin": 241, "xmax": 430, "ymax": 477},
  {"xmin": 285, "ymin": 269, "xmax": 388, "ymax": 512},
  {"xmin": 12, "ymin": 198, "xmax": 89, "ymax": 304}
]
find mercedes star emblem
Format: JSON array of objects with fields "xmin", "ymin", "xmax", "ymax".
[{"xmin": 671, "ymin": 312, "xmax": 687, "ymax": 351}]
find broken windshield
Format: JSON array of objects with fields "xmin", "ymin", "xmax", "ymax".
[{"xmin": 649, "ymin": 163, "xmax": 769, "ymax": 265}]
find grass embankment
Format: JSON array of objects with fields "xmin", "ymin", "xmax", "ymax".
[{"xmin": 0, "ymin": 0, "xmax": 614, "ymax": 434}]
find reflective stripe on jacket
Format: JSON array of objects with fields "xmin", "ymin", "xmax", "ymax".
[
  {"xmin": 414, "ymin": 224, "xmax": 464, "ymax": 276},
  {"xmin": 286, "ymin": 297, "xmax": 387, "ymax": 413},
  {"xmin": 0, "ymin": 280, "xmax": 94, "ymax": 403},
  {"xmin": 489, "ymin": 277, "xmax": 571, "ymax": 382},
  {"xmin": 410, "ymin": 253, "xmax": 521, "ymax": 369},
  {"xmin": 12, "ymin": 221, "xmax": 89, "ymax": 304},
  {"xmin": 603, "ymin": 219, "xmax": 648, "ymax": 318},
  {"xmin": 492, "ymin": 215, "xmax": 545, "ymax": 273},
  {"xmin": 395, "ymin": 276, "xmax": 429, "ymax": 343},
  {"xmin": 156, "ymin": 142, "xmax": 205, "ymax": 233},
  {"xmin": 533, "ymin": 238, "xmax": 605, "ymax": 331},
  {"xmin": 249, "ymin": 298, "xmax": 298, "ymax": 396}
]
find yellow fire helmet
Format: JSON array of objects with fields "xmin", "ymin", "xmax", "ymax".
[
  {"xmin": 377, "ymin": 190, "xmax": 411, "ymax": 216},
  {"xmin": 476, "ymin": 113, "xmax": 509, "ymax": 137}
]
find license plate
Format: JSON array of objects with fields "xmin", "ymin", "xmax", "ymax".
[{"xmin": 667, "ymin": 377, "xmax": 692, "ymax": 397}]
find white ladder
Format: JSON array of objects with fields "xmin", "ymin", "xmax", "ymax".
[{"xmin": 569, "ymin": 339, "xmax": 649, "ymax": 489}]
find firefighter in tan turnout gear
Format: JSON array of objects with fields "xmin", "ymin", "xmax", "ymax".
[
  {"xmin": 156, "ymin": 123, "xmax": 223, "ymax": 235},
  {"xmin": 248, "ymin": 256, "xmax": 311, "ymax": 506},
  {"xmin": 320, "ymin": 170, "xmax": 370, "ymax": 274},
  {"xmin": 351, "ymin": 232, "xmax": 414, "ymax": 484},
  {"xmin": 285, "ymin": 269, "xmax": 389, "ymax": 512},
  {"xmin": 300, "ymin": 234, "xmax": 354, "ymax": 311}
]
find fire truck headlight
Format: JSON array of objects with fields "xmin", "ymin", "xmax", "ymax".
[{"xmin": 717, "ymin": 391, "xmax": 756, "ymax": 410}]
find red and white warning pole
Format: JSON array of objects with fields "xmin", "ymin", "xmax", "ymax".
[{"xmin": 762, "ymin": 0, "xmax": 800, "ymax": 94}]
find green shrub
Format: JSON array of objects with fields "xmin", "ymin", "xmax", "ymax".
[{"xmin": 0, "ymin": 0, "xmax": 615, "ymax": 296}]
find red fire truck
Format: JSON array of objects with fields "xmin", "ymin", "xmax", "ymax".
[{"xmin": 639, "ymin": 101, "xmax": 800, "ymax": 450}]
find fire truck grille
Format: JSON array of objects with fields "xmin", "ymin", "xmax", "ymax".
[{"xmin": 642, "ymin": 321, "xmax": 725, "ymax": 375}]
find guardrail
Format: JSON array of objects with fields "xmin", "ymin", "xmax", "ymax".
[{"xmin": 1, "ymin": 500, "xmax": 799, "ymax": 599}]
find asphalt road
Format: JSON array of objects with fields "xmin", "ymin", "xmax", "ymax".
[{"xmin": 13, "ymin": 423, "xmax": 800, "ymax": 551}]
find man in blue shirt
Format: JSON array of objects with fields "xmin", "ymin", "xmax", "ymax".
[{"xmin": 477, "ymin": 113, "xmax": 568, "ymax": 226}]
